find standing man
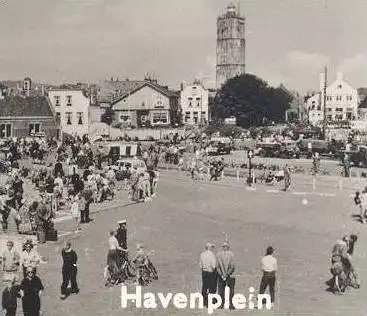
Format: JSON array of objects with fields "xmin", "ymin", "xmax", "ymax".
[
  {"xmin": 116, "ymin": 220, "xmax": 127, "ymax": 261},
  {"xmin": 216, "ymin": 242, "xmax": 235, "ymax": 309},
  {"xmin": 283, "ymin": 165, "xmax": 291, "ymax": 192},
  {"xmin": 60, "ymin": 241, "xmax": 79, "ymax": 299},
  {"xmin": 343, "ymin": 153, "xmax": 351, "ymax": 178},
  {"xmin": 259, "ymin": 246, "xmax": 277, "ymax": 308},
  {"xmin": 199, "ymin": 242, "xmax": 217, "ymax": 307}
]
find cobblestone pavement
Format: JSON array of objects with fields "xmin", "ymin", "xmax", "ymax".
[{"xmin": 1, "ymin": 171, "xmax": 367, "ymax": 315}]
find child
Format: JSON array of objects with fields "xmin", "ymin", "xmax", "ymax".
[
  {"xmin": 354, "ymin": 192, "xmax": 365, "ymax": 223},
  {"xmin": 2, "ymin": 275, "xmax": 20, "ymax": 316},
  {"xmin": 132, "ymin": 244, "xmax": 148, "ymax": 285}
]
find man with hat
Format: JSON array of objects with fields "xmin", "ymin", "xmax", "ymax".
[
  {"xmin": 116, "ymin": 220, "xmax": 127, "ymax": 261},
  {"xmin": 216, "ymin": 241, "xmax": 235, "ymax": 309}
]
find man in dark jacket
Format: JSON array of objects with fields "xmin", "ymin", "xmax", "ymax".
[
  {"xmin": 60, "ymin": 241, "xmax": 79, "ymax": 299},
  {"xmin": 116, "ymin": 220, "xmax": 127, "ymax": 249}
]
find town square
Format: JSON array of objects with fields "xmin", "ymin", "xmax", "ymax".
[{"xmin": 0, "ymin": 1, "xmax": 367, "ymax": 315}]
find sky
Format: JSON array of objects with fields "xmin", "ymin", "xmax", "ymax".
[{"xmin": 0, "ymin": 0, "xmax": 367, "ymax": 93}]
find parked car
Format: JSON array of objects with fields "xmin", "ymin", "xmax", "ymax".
[
  {"xmin": 207, "ymin": 138, "xmax": 232, "ymax": 155},
  {"xmin": 341, "ymin": 145, "xmax": 367, "ymax": 167},
  {"xmin": 255, "ymin": 142, "xmax": 281, "ymax": 158}
]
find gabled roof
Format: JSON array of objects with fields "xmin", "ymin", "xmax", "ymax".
[
  {"xmin": 98, "ymin": 80, "xmax": 178, "ymax": 105},
  {"xmin": 0, "ymin": 96, "xmax": 54, "ymax": 117}
]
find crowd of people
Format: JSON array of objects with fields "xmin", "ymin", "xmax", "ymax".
[{"xmin": 0, "ymin": 131, "xmax": 364, "ymax": 315}]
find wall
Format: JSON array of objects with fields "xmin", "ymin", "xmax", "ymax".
[
  {"xmin": 112, "ymin": 85, "xmax": 171, "ymax": 127},
  {"xmin": 307, "ymin": 76, "xmax": 358, "ymax": 126},
  {"xmin": 180, "ymin": 84, "xmax": 209, "ymax": 125},
  {"xmin": 48, "ymin": 90, "xmax": 89, "ymax": 137},
  {"xmin": 0, "ymin": 117, "xmax": 58, "ymax": 138}
]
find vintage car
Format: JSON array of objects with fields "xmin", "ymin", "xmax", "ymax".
[
  {"xmin": 341, "ymin": 145, "xmax": 367, "ymax": 167},
  {"xmin": 279, "ymin": 140, "xmax": 300, "ymax": 159},
  {"xmin": 298, "ymin": 139, "xmax": 330, "ymax": 158},
  {"xmin": 206, "ymin": 137, "xmax": 232, "ymax": 155},
  {"xmin": 255, "ymin": 142, "xmax": 281, "ymax": 158}
]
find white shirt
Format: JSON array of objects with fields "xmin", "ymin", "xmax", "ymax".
[
  {"xmin": 200, "ymin": 250, "xmax": 216, "ymax": 273},
  {"xmin": 262, "ymin": 255, "xmax": 277, "ymax": 272},
  {"xmin": 109, "ymin": 236, "xmax": 119, "ymax": 250}
]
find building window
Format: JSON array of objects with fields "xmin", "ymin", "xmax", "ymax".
[
  {"xmin": 346, "ymin": 112, "xmax": 352, "ymax": 120},
  {"xmin": 184, "ymin": 112, "xmax": 190, "ymax": 123},
  {"xmin": 317, "ymin": 105, "xmax": 321, "ymax": 111},
  {"xmin": 346, "ymin": 96, "xmax": 353, "ymax": 101},
  {"xmin": 66, "ymin": 95, "xmax": 72, "ymax": 106},
  {"xmin": 336, "ymin": 96, "xmax": 342, "ymax": 101},
  {"xmin": 152, "ymin": 112, "xmax": 168, "ymax": 124},
  {"xmin": 29, "ymin": 123, "xmax": 40, "ymax": 134},
  {"xmin": 327, "ymin": 115, "xmax": 332, "ymax": 121},
  {"xmin": 55, "ymin": 112, "xmax": 61, "ymax": 122},
  {"xmin": 154, "ymin": 100, "xmax": 163, "ymax": 108},
  {"xmin": 66, "ymin": 112, "xmax": 72, "ymax": 125},
  {"xmin": 326, "ymin": 96, "xmax": 332, "ymax": 101},
  {"xmin": 54, "ymin": 96, "xmax": 60, "ymax": 106},
  {"xmin": 327, "ymin": 107, "xmax": 332, "ymax": 112},
  {"xmin": 336, "ymin": 108, "xmax": 343, "ymax": 112},
  {"xmin": 77, "ymin": 112, "xmax": 83, "ymax": 125},
  {"xmin": 193, "ymin": 111, "xmax": 198, "ymax": 124},
  {"xmin": 311, "ymin": 101, "xmax": 315, "ymax": 110},
  {"xmin": 0, "ymin": 124, "xmax": 11, "ymax": 138}
]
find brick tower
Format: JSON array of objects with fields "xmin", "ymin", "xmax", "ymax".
[{"xmin": 216, "ymin": 2, "xmax": 246, "ymax": 90}]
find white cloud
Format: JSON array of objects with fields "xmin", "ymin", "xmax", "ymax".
[
  {"xmin": 286, "ymin": 51, "xmax": 330, "ymax": 71},
  {"xmin": 337, "ymin": 54, "xmax": 367, "ymax": 74}
]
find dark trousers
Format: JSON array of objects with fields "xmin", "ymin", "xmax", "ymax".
[
  {"xmin": 201, "ymin": 271, "xmax": 217, "ymax": 306},
  {"xmin": 81, "ymin": 202, "xmax": 91, "ymax": 223},
  {"xmin": 23, "ymin": 310, "xmax": 39, "ymax": 316},
  {"xmin": 5, "ymin": 308, "xmax": 16, "ymax": 316},
  {"xmin": 217, "ymin": 276, "xmax": 235, "ymax": 309},
  {"xmin": 259, "ymin": 271, "xmax": 276, "ymax": 303},
  {"xmin": 61, "ymin": 266, "xmax": 78, "ymax": 295}
]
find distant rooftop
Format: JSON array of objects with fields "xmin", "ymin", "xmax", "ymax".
[{"xmin": 0, "ymin": 96, "xmax": 54, "ymax": 117}]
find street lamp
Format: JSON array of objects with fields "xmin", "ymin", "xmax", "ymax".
[{"xmin": 247, "ymin": 150, "xmax": 253, "ymax": 186}]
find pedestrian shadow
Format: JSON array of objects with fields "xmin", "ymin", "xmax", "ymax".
[
  {"xmin": 350, "ymin": 214, "xmax": 363, "ymax": 223},
  {"xmin": 325, "ymin": 278, "xmax": 334, "ymax": 293}
]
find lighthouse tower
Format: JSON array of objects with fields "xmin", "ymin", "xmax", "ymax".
[{"xmin": 216, "ymin": 2, "xmax": 246, "ymax": 90}]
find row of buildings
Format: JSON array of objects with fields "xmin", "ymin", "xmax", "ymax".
[{"xmin": 0, "ymin": 76, "xmax": 213, "ymax": 139}]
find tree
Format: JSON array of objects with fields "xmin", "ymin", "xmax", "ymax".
[{"xmin": 212, "ymin": 74, "xmax": 292, "ymax": 128}]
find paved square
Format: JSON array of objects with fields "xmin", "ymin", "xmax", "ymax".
[{"xmin": 3, "ymin": 171, "xmax": 366, "ymax": 315}]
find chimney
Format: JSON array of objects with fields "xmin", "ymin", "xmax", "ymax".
[
  {"xmin": 41, "ymin": 85, "xmax": 45, "ymax": 97},
  {"xmin": 319, "ymin": 72, "xmax": 325, "ymax": 93},
  {"xmin": 180, "ymin": 82, "xmax": 184, "ymax": 91}
]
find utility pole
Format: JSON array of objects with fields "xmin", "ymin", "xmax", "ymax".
[{"xmin": 323, "ymin": 66, "xmax": 327, "ymax": 140}]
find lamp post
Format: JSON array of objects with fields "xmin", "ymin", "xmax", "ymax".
[{"xmin": 247, "ymin": 150, "xmax": 253, "ymax": 186}]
